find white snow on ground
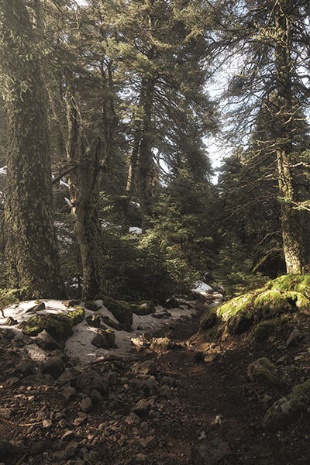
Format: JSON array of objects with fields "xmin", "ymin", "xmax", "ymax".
[
  {"xmin": 0, "ymin": 299, "xmax": 197, "ymax": 366},
  {"xmin": 192, "ymin": 281, "xmax": 213, "ymax": 296},
  {"xmin": 129, "ymin": 226, "xmax": 143, "ymax": 234}
]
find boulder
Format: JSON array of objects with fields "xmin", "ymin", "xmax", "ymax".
[{"xmin": 42, "ymin": 356, "xmax": 65, "ymax": 379}]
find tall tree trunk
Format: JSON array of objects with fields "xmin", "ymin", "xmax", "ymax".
[
  {"xmin": 0, "ymin": 0, "xmax": 66, "ymax": 298},
  {"xmin": 126, "ymin": 77, "xmax": 157, "ymax": 231},
  {"xmin": 274, "ymin": 0, "xmax": 304, "ymax": 274},
  {"xmin": 66, "ymin": 91, "xmax": 103, "ymax": 299}
]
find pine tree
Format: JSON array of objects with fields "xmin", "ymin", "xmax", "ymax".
[{"xmin": 0, "ymin": 0, "xmax": 66, "ymax": 297}]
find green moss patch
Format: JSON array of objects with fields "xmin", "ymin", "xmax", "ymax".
[
  {"xmin": 67, "ymin": 306, "xmax": 85, "ymax": 325},
  {"xmin": 130, "ymin": 301, "xmax": 156, "ymax": 316},
  {"xmin": 288, "ymin": 379, "xmax": 310, "ymax": 407},
  {"xmin": 22, "ymin": 314, "xmax": 73, "ymax": 341},
  {"xmin": 101, "ymin": 296, "xmax": 133, "ymax": 331},
  {"xmin": 207, "ymin": 274, "xmax": 310, "ymax": 338}
]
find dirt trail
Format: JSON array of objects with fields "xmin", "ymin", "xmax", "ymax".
[{"xmin": 0, "ymin": 304, "xmax": 309, "ymax": 465}]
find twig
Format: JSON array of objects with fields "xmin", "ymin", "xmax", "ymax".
[{"xmin": 0, "ymin": 417, "xmax": 43, "ymax": 427}]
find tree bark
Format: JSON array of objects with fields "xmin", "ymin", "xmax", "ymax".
[
  {"xmin": 66, "ymin": 90, "xmax": 103, "ymax": 300},
  {"xmin": 274, "ymin": 0, "xmax": 304, "ymax": 274},
  {"xmin": 0, "ymin": 0, "xmax": 66, "ymax": 298}
]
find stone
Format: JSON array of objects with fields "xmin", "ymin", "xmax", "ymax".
[
  {"xmin": 131, "ymin": 399, "xmax": 153, "ymax": 417},
  {"xmin": 164, "ymin": 297, "xmax": 180, "ymax": 309},
  {"xmin": 62, "ymin": 386, "xmax": 77, "ymax": 400},
  {"xmin": 91, "ymin": 329, "xmax": 117, "ymax": 349},
  {"xmin": 0, "ymin": 408, "xmax": 12, "ymax": 419},
  {"xmin": 0, "ymin": 441, "xmax": 24, "ymax": 462},
  {"xmin": 35, "ymin": 330, "xmax": 60, "ymax": 351},
  {"xmin": 227, "ymin": 313, "xmax": 253, "ymax": 335},
  {"xmin": 191, "ymin": 438, "xmax": 232, "ymax": 465},
  {"xmin": 246, "ymin": 358, "xmax": 281, "ymax": 386},
  {"xmin": 80, "ymin": 396, "xmax": 93, "ymax": 413},
  {"xmin": 263, "ymin": 397, "xmax": 294, "ymax": 431},
  {"xmin": 42, "ymin": 356, "xmax": 65, "ymax": 379},
  {"xmin": 5, "ymin": 316, "xmax": 18, "ymax": 326},
  {"xmin": 285, "ymin": 328, "xmax": 303, "ymax": 347},
  {"xmin": 84, "ymin": 300, "xmax": 100, "ymax": 311},
  {"xmin": 131, "ymin": 360, "xmax": 157, "ymax": 376},
  {"xmin": 76, "ymin": 370, "xmax": 108, "ymax": 396},
  {"xmin": 150, "ymin": 337, "xmax": 172, "ymax": 353}
]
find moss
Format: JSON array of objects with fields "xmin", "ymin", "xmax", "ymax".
[
  {"xmin": 248, "ymin": 357, "xmax": 280, "ymax": 386},
  {"xmin": 101, "ymin": 295, "xmax": 133, "ymax": 331},
  {"xmin": 213, "ymin": 274, "xmax": 310, "ymax": 336},
  {"xmin": 266, "ymin": 274, "xmax": 310, "ymax": 293},
  {"xmin": 130, "ymin": 301, "xmax": 156, "ymax": 315},
  {"xmin": 22, "ymin": 314, "xmax": 73, "ymax": 341},
  {"xmin": 0, "ymin": 287, "xmax": 29, "ymax": 310},
  {"xmin": 254, "ymin": 320, "xmax": 276, "ymax": 342},
  {"xmin": 288, "ymin": 379, "xmax": 310, "ymax": 407},
  {"xmin": 22, "ymin": 315, "xmax": 46, "ymax": 336},
  {"xmin": 67, "ymin": 306, "xmax": 85, "ymax": 325},
  {"xmin": 216, "ymin": 293, "xmax": 255, "ymax": 320}
]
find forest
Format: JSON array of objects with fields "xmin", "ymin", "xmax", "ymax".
[{"xmin": 0, "ymin": 0, "xmax": 309, "ymax": 303}]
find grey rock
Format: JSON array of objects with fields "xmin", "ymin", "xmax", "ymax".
[
  {"xmin": 191, "ymin": 438, "xmax": 232, "ymax": 465},
  {"xmin": 36, "ymin": 330, "xmax": 60, "ymax": 351},
  {"xmin": 286, "ymin": 328, "xmax": 303, "ymax": 347},
  {"xmin": 79, "ymin": 396, "xmax": 93, "ymax": 413},
  {"xmin": 131, "ymin": 359, "xmax": 157, "ymax": 376},
  {"xmin": 42, "ymin": 356, "xmax": 65, "ymax": 379},
  {"xmin": 76, "ymin": 370, "xmax": 108, "ymax": 395},
  {"xmin": 131, "ymin": 399, "xmax": 153, "ymax": 417}
]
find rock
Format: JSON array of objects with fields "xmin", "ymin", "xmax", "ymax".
[
  {"xmin": 5, "ymin": 316, "xmax": 18, "ymax": 326},
  {"xmin": 84, "ymin": 300, "xmax": 100, "ymax": 311},
  {"xmin": 86, "ymin": 314, "xmax": 102, "ymax": 328},
  {"xmin": 79, "ymin": 396, "xmax": 93, "ymax": 413},
  {"xmin": 246, "ymin": 358, "xmax": 281, "ymax": 386},
  {"xmin": 89, "ymin": 389, "xmax": 103, "ymax": 403},
  {"xmin": 35, "ymin": 330, "xmax": 60, "ymax": 351},
  {"xmin": 285, "ymin": 328, "xmax": 303, "ymax": 347},
  {"xmin": 131, "ymin": 360, "xmax": 157, "ymax": 376},
  {"xmin": 22, "ymin": 314, "xmax": 73, "ymax": 341},
  {"xmin": 150, "ymin": 337, "xmax": 172, "ymax": 353},
  {"xmin": 131, "ymin": 399, "xmax": 153, "ymax": 417},
  {"xmin": 53, "ymin": 441, "xmax": 79, "ymax": 460},
  {"xmin": 62, "ymin": 386, "xmax": 77, "ymax": 400},
  {"xmin": 100, "ymin": 296, "xmax": 133, "ymax": 331},
  {"xmin": 91, "ymin": 329, "xmax": 117, "ymax": 349},
  {"xmin": 0, "ymin": 441, "xmax": 24, "ymax": 462},
  {"xmin": 42, "ymin": 356, "xmax": 65, "ymax": 379},
  {"xmin": 67, "ymin": 306, "xmax": 85, "ymax": 325},
  {"xmin": 152, "ymin": 311, "xmax": 171, "ymax": 319},
  {"xmin": 263, "ymin": 397, "xmax": 294, "ymax": 431},
  {"xmin": 131, "ymin": 301, "xmax": 156, "ymax": 315},
  {"xmin": 63, "ymin": 299, "xmax": 81, "ymax": 307},
  {"xmin": 26, "ymin": 302, "xmax": 46, "ymax": 313},
  {"xmin": 191, "ymin": 438, "xmax": 232, "ymax": 465},
  {"xmin": 128, "ymin": 377, "xmax": 158, "ymax": 395},
  {"xmin": 138, "ymin": 436, "xmax": 157, "ymax": 448},
  {"xmin": 164, "ymin": 297, "xmax": 180, "ymax": 309},
  {"xmin": 227, "ymin": 313, "xmax": 253, "ymax": 335},
  {"xmin": 263, "ymin": 379, "xmax": 310, "ymax": 430},
  {"xmin": 15, "ymin": 361, "xmax": 33, "ymax": 375},
  {"xmin": 75, "ymin": 370, "xmax": 108, "ymax": 396},
  {"xmin": 200, "ymin": 310, "xmax": 217, "ymax": 330},
  {"xmin": 0, "ymin": 408, "xmax": 11, "ymax": 419}
]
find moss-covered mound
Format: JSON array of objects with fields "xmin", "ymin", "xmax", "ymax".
[
  {"xmin": 22, "ymin": 314, "xmax": 74, "ymax": 341},
  {"xmin": 67, "ymin": 306, "xmax": 85, "ymax": 325},
  {"xmin": 130, "ymin": 301, "xmax": 156, "ymax": 316},
  {"xmin": 100, "ymin": 296, "xmax": 133, "ymax": 331},
  {"xmin": 201, "ymin": 274, "xmax": 310, "ymax": 336}
]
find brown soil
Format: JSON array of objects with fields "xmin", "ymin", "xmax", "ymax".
[{"xmin": 0, "ymin": 304, "xmax": 309, "ymax": 465}]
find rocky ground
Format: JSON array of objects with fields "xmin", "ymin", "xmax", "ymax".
[{"xmin": 0, "ymin": 296, "xmax": 309, "ymax": 465}]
